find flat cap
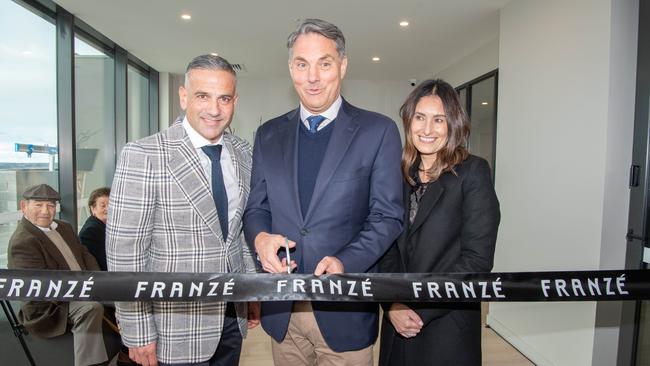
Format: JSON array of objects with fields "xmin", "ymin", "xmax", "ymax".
[{"xmin": 22, "ymin": 184, "xmax": 60, "ymax": 201}]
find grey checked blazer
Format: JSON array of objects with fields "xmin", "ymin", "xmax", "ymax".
[{"xmin": 106, "ymin": 123, "xmax": 256, "ymax": 364}]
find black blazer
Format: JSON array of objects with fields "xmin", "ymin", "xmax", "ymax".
[
  {"xmin": 79, "ymin": 215, "xmax": 107, "ymax": 271},
  {"xmin": 379, "ymin": 155, "xmax": 500, "ymax": 366}
]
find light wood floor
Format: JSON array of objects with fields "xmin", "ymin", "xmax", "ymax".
[
  {"xmin": 108, "ymin": 310, "xmax": 533, "ymax": 366},
  {"xmin": 107, "ymin": 323, "xmax": 533, "ymax": 366},
  {"xmin": 240, "ymin": 313, "xmax": 534, "ymax": 366}
]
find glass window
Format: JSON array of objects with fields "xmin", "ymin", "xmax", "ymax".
[
  {"xmin": 74, "ymin": 36, "xmax": 114, "ymax": 228},
  {"xmin": 127, "ymin": 64, "xmax": 150, "ymax": 141},
  {"xmin": 468, "ymin": 76, "xmax": 497, "ymax": 169},
  {"xmin": 636, "ymin": 298, "xmax": 650, "ymax": 364},
  {"xmin": 0, "ymin": 1, "xmax": 57, "ymax": 268}
]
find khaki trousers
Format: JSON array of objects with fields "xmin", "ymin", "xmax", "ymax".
[
  {"xmin": 271, "ymin": 302, "xmax": 373, "ymax": 366},
  {"xmin": 68, "ymin": 301, "xmax": 108, "ymax": 366}
]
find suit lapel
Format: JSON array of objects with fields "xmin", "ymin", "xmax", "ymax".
[
  {"xmin": 223, "ymin": 134, "xmax": 246, "ymax": 247},
  {"xmin": 281, "ymin": 109, "xmax": 304, "ymax": 223},
  {"xmin": 408, "ymin": 179, "xmax": 444, "ymax": 238},
  {"xmin": 396, "ymin": 184, "xmax": 411, "ymax": 269},
  {"xmin": 22, "ymin": 218, "xmax": 71, "ymax": 269},
  {"xmin": 55, "ymin": 221, "xmax": 86, "ymax": 267},
  {"xmin": 304, "ymin": 101, "xmax": 360, "ymax": 222},
  {"xmin": 167, "ymin": 126, "xmax": 223, "ymax": 241}
]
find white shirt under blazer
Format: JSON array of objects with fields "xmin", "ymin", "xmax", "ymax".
[{"xmin": 106, "ymin": 121, "xmax": 256, "ymax": 364}]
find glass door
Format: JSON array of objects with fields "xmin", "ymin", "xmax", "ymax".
[
  {"xmin": 624, "ymin": 0, "xmax": 650, "ymax": 364},
  {"xmin": 455, "ymin": 70, "xmax": 498, "ymax": 177}
]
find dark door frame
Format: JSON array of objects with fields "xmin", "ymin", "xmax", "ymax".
[{"xmin": 620, "ymin": 0, "xmax": 650, "ymax": 364}]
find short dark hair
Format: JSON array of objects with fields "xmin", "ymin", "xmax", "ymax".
[
  {"xmin": 184, "ymin": 54, "xmax": 236, "ymax": 86},
  {"xmin": 88, "ymin": 187, "xmax": 110, "ymax": 211},
  {"xmin": 287, "ymin": 18, "xmax": 346, "ymax": 58}
]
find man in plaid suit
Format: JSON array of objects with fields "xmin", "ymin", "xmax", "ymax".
[{"xmin": 107, "ymin": 54, "xmax": 258, "ymax": 366}]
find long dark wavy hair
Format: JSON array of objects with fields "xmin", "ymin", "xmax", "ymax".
[{"xmin": 401, "ymin": 79, "xmax": 470, "ymax": 186}]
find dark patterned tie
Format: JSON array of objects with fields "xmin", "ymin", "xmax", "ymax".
[
  {"xmin": 201, "ymin": 145, "xmax": 229, "ymax": 241},
  {"xmin": 306, "ymin": 115, "xmax": 327, "ymax": 133}
]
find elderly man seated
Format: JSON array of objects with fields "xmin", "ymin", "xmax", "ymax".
[{"xmin": 7, "ymin": 184, "xmax": 108, "ymax": 366}]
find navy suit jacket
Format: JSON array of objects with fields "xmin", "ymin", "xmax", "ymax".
[{"xmin": 244, "ymin": 99, "xmax": 404, "ymax": 352}]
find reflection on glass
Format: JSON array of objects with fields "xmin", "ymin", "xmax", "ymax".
[
  {"xmin": 468, "ymin": 76, "xmax": 496, "ymax": 169},
  {"xmin": 128, "ymin": 64, "xmax": 150, "ymax": 141},
  {"xmin": 74, "ymin": 37, "xmax": 114, "ymax": 228},
  {"xmin": 0, "ymin": 1, "xmax": 58, "ymax": 269},
  {"xmin": 637, "ymin": 299, "xmax": 650, "ymax": 364}
]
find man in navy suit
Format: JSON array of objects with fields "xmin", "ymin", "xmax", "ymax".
[{"xmin": 244, "ymin": 18, "xmax": 403, "ymax": 365}]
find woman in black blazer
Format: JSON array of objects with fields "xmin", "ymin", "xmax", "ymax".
[
  {"xmin": 79, "ymin": 187, "xmax": 110, "ymax": 271},
  {"xmin": 379, "ymin": 79, "xmax": 500, "ymax": 366}
]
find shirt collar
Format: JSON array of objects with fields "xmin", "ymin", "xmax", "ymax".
[
  {"xmin": 35, "ymin": 220, "xmax": 58, "ymax": 232},
  {"xmin": 182, "ymin": 117, "xmax": 224, "ymax": 149},
  {"xmin": 300, "ymin": 95, "xmax": 342, "ymax": 122}
]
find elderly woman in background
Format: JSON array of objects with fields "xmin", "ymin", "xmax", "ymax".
[
  {"xmin": 379, "ymin": 79, "xmax": 500, "ymax": 366},
  {"xmin": 79, "ymin": 187, "xmax": 135, "ymax": 365},
  {"xmin": 79, "ymin": 187, "xmax": 110, "ymax": 271}
]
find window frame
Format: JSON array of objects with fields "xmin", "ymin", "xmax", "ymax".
[
  {"xmin": 1, "ymin": 0, "xmax": 160, "ymax": 231},
  {"xmin": 455, "ymin": 69, "xmax": 499, "ymax": 180}
]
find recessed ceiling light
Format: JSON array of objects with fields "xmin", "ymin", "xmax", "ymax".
[
  {"xmin": 372, "ymin": 56, "xmax": 380, "ymax": 62},
  {"xmin": 481, "ymin": 102, "xmax": 489, "ymax": 105},
  {"xmin": 21, "ymin": 51, "xmax": 32, "ymax": 55},
  {"xmin": 210, "ymin": 52, "xmax": 219, "ymax": 56},
  {"xmin": 181, "ymin": 13, "xmax": 192, "ymax": 20},
  {"xmin": 399, "ymin": 20, "xmax": 409, "ymax": 27}
]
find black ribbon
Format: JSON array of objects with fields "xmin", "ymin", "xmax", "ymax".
[{"xmin": 0, "ymin": 269, "xmax": 647, "ymax": 302}]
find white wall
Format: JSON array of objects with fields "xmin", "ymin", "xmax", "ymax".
[
  {"xmin": 592, "ymin": 0, "xmax": 638, "ymax": 364},
  {"xmin": 488, "ymin": 1, "xmax": 637, "ymax": 365},
  {"xmin": 164, "ymin": 74, "xmax": 412, "ymax": 144},
  {"xmin": 230, "ymin": 77, "xmax": 297, "ymax": 143},
  {"xmin": 157, "ymin": 5, "xmax": 641, "ymax": 363},
  {"xmin": 434, "ymin": 37, "xmax": 499, "ymax": 87}
]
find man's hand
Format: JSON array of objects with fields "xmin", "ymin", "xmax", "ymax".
[
  {"xmin": 129, "ymin": 341, "xmax": 157, "ymax": 366},
  {"xmin": 387, "ymin": 303, "xmax": 423, "ymax": 338},
  {"xmin": 247, "ymin": 301, "xmax": 260, "ymax": 329},
  {"xmin": 314, "ymin": 256, "xmax": 344, "ymax": 275},
  {"xmin": 254, "ymin": 232, "xmax": 296, "ymax": 273}
]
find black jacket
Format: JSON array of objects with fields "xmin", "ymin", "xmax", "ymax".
[
  {"xmin": 79, "ymin": 215, "xmax": 107, "ymax": 271},
  {"xmin": 379, "ymin": 155, "xmax": 501, "ymax": 366}
]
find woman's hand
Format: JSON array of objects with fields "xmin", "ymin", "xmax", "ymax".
[{"xmin": 387, "ymin": 303, "xmax": 424, "ymax": 338}]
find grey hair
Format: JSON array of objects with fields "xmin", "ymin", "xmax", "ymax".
[
  {"xmin": 184, "ymin": 54, "xmax": 236, "ymax": 86},
  {"xmin": 287, "ymin": 18, "xmax": 346, "ymax": 59}
]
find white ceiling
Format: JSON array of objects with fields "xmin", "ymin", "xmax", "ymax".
[{"xmin": 53, "ymin": 0, "xmax": 509, "ymax": 80}]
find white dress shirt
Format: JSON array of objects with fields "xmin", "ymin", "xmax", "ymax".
[
  {"xmin": 182, "ymin": 118, "xmax": 240, "ymax": 234},
  {"xmin": 300, "ymin": 95, "xmax": 343, "ymax": 131},
  {"xmin": 35, "ymin": 220, "xmax": 58, "ymax": 232}
]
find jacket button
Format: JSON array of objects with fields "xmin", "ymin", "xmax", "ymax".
[{"xmin": 300, "ymin": 228, "xmax": 308, "ymax": 236}]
